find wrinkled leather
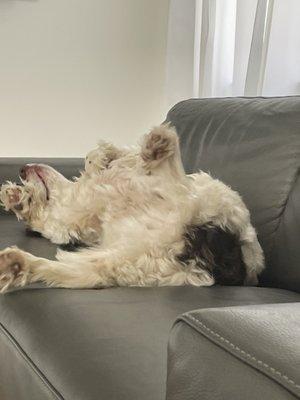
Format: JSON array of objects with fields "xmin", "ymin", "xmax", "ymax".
[
  {"xmin": 166, "ymin": 96, "xmax": 300, "ymax": 292},
  {"xmin": 167, "ymin": 303, "xmax": 300, "ymax": 400},
  {"xmin": 0, "ymin": 285, "xmax": 299, "ymax": 400}
]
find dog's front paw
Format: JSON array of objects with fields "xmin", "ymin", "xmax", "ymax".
[
  {"xmin": 0, "ymin": 183, "xmax": 24, "ymax": 212},
  {"xmin": 141, "ymin": 125, "xmax": 178, "ymax": 167},
  {"xmin": 0, "ymin": 248, "xmax": 29, "ymax": 293}
]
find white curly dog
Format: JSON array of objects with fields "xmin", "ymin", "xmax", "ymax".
[{"xmin": 0, "ymin": 125, "xmax": 264, "ymax": 293}]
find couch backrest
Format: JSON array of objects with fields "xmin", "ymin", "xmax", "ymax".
[{"xmin": 166, "ymin": 97, "xmax": 300, "ymax": 292}]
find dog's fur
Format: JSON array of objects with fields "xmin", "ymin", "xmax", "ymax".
[{"xmin": 0, "ymin": 125, "xmax": 264, "ymax": 292}]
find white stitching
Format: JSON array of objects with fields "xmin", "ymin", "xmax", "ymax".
[{"xmin": 184, "ymin": 314, "xmax": 300, "ymax": 390}]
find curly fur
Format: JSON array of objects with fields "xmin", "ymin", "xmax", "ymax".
[{"xmin": 0, "ymin": 125, "xmax": 264, "ymax": 292}]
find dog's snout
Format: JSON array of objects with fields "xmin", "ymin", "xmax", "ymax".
[{"xmin": 19, "ymin": 166, "xmax": 28, "ymax": 180}]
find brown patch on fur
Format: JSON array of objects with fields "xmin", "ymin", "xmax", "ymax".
[
  {"xmin": 0, "ymin": 249, "xmax": 25, "ymax": 277},
  {"xmin": 141, "ymin": 125, "xmax": 177, "ymax": 163}
]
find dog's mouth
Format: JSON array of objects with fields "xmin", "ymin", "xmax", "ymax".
[
  {"xmin": 35, "ymin": 171, "xmax": 50, "ymax": 201},
  {"xmin": 20, "ymin": 166, "xmax": 50, "ymax": 201}
]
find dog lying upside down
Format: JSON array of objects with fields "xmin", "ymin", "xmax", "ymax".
[{"xmin": 0, "ymin": 125, "xmax": 264, "ymax": 292}]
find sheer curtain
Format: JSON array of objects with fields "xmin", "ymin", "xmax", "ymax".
[{"xmin": 166, "ymin": 0, "xmax": 300, "ymax": 108}]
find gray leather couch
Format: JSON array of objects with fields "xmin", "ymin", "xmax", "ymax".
[{"xmin": 0, "ymin": 96, "xmax": 299, "ymax": 400}]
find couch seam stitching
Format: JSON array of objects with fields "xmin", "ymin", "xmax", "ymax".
[
  {"xmin": 184, "ymin": 314, "xmax": 300, "ymax": 391},
  {"xmin": 0, "ymin": 321, "xmax": 64, "ymax": 400}
]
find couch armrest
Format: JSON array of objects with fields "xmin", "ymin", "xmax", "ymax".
[{"xmin": 166, "ymin": 303, "xmax": 300, "ymax": 400}]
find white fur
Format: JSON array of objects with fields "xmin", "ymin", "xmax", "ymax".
[{"xmin": 0, "ymin": 125, "xmax": 264, "ymax": 292}]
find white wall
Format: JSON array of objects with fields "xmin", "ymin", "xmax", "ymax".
[{"xmin": 0, "ymin": 0, "xmax": 170, "ymax": 157}]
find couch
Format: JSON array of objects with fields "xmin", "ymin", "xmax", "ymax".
[{"xmin": 0, "ymin": 96, "xmax": 299, "ymax": 400}]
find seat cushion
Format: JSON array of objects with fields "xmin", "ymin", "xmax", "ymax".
[
  {"xmin": 0, "ymin": 215, "xmax": 58, "ymax": 260},
  {"xmin": 0, "ymin": 286, "xmax": 299, "ymax": 400}
]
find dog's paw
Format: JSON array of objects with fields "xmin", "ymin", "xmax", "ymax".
[
  {"xmin": 0, "ymin": 248, "xmax": 29, "ymax": 293},
  {"xmin": 0, "ymin": 183, "xmax": 24, "ymax": 211},
  {"xmin": 141, "ymin": 125, "xmax": 178, "ymax": 166}
]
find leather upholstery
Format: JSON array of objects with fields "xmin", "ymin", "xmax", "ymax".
[
  {"xmin": 0, "ymin": 284, "xmax": 299, "ymax": 400},
  {"xmin": 166, "ymin": 96, "xmax": 300, "ymax": 292},
  {"xmin": 0, "ymin": 211, "xmax": 299, "ymax": 400},
  {"xmin": 0, "ymin": 215, "xmax": 299, "ymax": 400},
  {"xmin": 167, "ymin": 303, "xmax": 300, "ymax": 399}
]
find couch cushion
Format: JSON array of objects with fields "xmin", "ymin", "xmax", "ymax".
[
  {"xmin": 0, "ymin": 215, "xmax": 58, "ymax": 259},
  {"xmin": 0, "ymin": 286, "xmax": 299, "ymax": 400},
  {"xmin": 166, "ymin": 96, "xmax": 300, "ymax": 292},
  {"xmin": 167, "ymin": 303, "xmax": 300, "ymax": 400}
]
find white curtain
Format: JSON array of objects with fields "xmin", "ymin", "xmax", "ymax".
[{"xmin": 166, "ymin": 0, "xmax": 300, "ymax": 108}]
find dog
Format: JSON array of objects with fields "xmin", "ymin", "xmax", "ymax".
[{"xmin": 0, "ymin": 125, "xmax": 264, "ymax": 292}]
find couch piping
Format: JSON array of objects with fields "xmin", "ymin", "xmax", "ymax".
[
  {"xmin": 0, "ymin": 321, "xmax": 64, "ymax": 400},
  {"xmin": 181, "ymin": 314, "xmax": 300, "ymax": 398}
]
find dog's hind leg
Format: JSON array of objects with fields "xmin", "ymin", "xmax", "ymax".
[
  {"xmin": 0, "ymin": 246, "xmax": 156, "ymax": 291},
  {"xmin": 141, "ymin": 124, "xmax": 186, "ymax": 182},
  {"xmin": 0, "ymin": 245, "xmax": 214, "ymax": 292}
]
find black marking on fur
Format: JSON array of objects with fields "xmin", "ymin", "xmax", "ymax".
[
  {"xmin": 25, "ymin": 228, "xmax": 42, "ymax": 237},
  {"xmin": 59, "ymin": 241, "xmax": 89, "ymax": 252},
  {"xmin": 178, "ymin": 224, "xmax": 246, "ymax": 286},
  {"xmin": 25, "ymin": 228, "xmax": 87, "ymax": 252}
]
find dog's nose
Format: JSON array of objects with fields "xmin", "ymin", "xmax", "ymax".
[{"xmin": 19, "ymin": 166, "xmax": 28, "ymax": 180}]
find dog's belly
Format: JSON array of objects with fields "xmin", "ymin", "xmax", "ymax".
[{"xmin": 178, "ymin": 224, "xmax": 246, "ymax": 286}]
